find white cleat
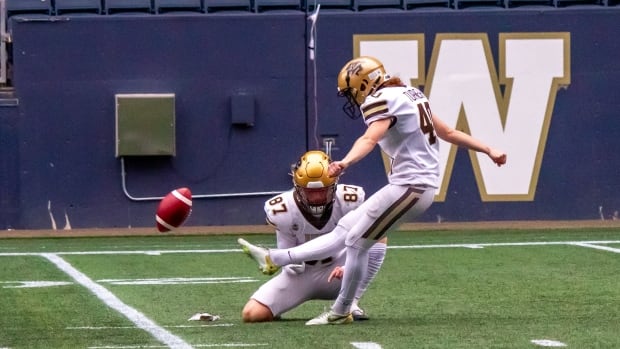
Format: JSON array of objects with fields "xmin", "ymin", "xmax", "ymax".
[
  {"xmin": 305, "ymin": 310, "xmax": 353, "ymax": 325},
  {"xmin": 351, "ymin": 305, "xmax": 369, "ymax": 321},
  {"xmin": 237, "ymin": 238, "xmax": 280, "ymax": 275}
]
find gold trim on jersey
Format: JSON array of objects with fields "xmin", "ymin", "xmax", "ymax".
[
  {"xmin": 361, "ymin": 187, "xmax": 424, "ymax": 241},
  {"xmin": 362, "ymin": 100, "xmax": 388, "ymax": 120}
]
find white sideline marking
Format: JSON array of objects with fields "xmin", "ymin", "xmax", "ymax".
[
  {"xmin": 351, "ymin": 342, "xmax": 383, "ymax": 349},
  {"xmin": 568, "ymin": 243, "xmax": 620, "ymax": 253},
  {"xmin": 1, "ymin": 277, "xmax": 259, "ymax": 289},
  {"xmin": 388, "ymin": 240, "xmax": 620, "ymax": 249},
  {"xmin": 2, "ymin": 241, "xmax": 620, "ymax": 257},
  {"xmin": 0, "ymin": 249, "xmax": 239, "ymax": 256},
  {"xmin": 531, "ymin": 339, "xmax": 567, "ymax": 347},
  {"xmin": 97, "ymin": 277, "xmax": 257, "ymax": 285},
  {"xmin": 41, "ymin": 254, "xmax": 193, "ymax": 349},
  {"xmin": 1, "ymin": 281, "xmax": 72, "ymax": 288},
  {"xmin": 191, "ymin": 343, "xmax": 270, "ymax": 348},
  {"xmin": 89, "ymin": 344, "xmax": 267, "ymax": 348},
  {"xmin": 67, "ymin": 324, "xmax": 233, "ymax": 330}
]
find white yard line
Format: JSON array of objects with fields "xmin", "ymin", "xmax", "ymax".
[
  {"xmin": 97, "ymin": 276, "xmax": 258, "ymax": 285},
  {"xmin": 67, "ymin": 324, "xmax": 234, "ymax": 330},
  {"xmin": 41, "ymin": 253, "xmax": 193, "ymax": 349},
  {"xmin": 568, "ymin": 242, "xmax": 620, "ymax": 253},
  {"xmin": 88, "ymin": 344, "xmax": 267, "ymax": 348},
  {"xmin": 1, "ymin": 277, "xmax": 260, "ymax": 289},
  {"xmin": 0, "ymin": 249, "xmax": 239, "ymax": 257},
  {"xmin": 1, "ymin": 240, "xmax": 620, "ymax": 257},
  {"xmin": 531, "ymin": 339, "xmax": 567, "ymax": 347},
  {"xmin": 388, "ymin": 240, "xmax": 620, "ymax": 249},
  {"xmin": 351, "ymin": 342, "xmax": 383, "ymax": 349}
]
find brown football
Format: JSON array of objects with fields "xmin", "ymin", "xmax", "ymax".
[{"xmin": 155, "ymin": 187, "xmax": 192, "ymax": 232}]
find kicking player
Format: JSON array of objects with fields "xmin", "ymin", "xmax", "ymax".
[
  {"xmin": 239, "ymin": 56, "xmax": 507, "ymax": 325},
  {"xmin": 240, "ymin": 150, "xmax": 387, "ymax": 323}
]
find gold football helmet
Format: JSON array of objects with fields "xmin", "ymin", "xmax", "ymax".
[
  {"xmin": 291, "ymin": 150, "xmax": 337, "ymax": 217},
  {"xmin": 337, "ymin": 56, "xmax": 389, "ymax": 119}
]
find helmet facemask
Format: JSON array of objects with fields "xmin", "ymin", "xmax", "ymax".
[
  {"xmin": 337, "ymin": 88, "xmax": 362, "ymax": 119},
  {"xmin": 294, "ymin": 182, "xmax": 336, "ymax": 217}
]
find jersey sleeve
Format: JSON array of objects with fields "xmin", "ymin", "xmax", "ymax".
[
  {"xmin": 361, "ymin": 98, "xmax": 391, "ymax": 124},
  {"xmin": 335, "ymin": 184, "xmax": 365, "ymax": 212},
  {"xmin": 361, "ymin": 87, "xmax": 408, "ymax": 125},
  {"xmin": 263, "ymin": 192, "xmax": 298, "ymax": 249}
]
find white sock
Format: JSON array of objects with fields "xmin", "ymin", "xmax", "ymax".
[
  {"xmin": 332, "ymin": 245, "xmax": 369, "ymax": 315},
  {"xmin": 354, "ymin": 242, "xmax": 386, "ymax": 300}
]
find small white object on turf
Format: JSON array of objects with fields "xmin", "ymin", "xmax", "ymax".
[{"xmin": 188, "ymin": 313, "xmax": 220, "ymax": 321}]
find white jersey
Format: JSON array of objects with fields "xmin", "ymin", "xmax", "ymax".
[
  {"xmin": 264, "ymin": 184, "xmax": 365, "ymax": 249},
  {"xmin": 253, "ymin": 184, "xmax": 366, "ymax": 316},
  {"xmin": 361, "ymin": 85, "xmax": 440, "ymax": 188}
]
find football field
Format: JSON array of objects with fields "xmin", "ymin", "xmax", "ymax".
[{"xmin": 1, "ymin": 225, "xmax": 619, "ymax": 349}]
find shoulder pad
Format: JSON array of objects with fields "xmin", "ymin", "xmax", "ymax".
[
  {"xmin": 263, "ymin": 191, "xmax": 295, "ymax": 228},
  {"xmin": 336, "ymin": 184, "xmax": 365, "ymax": 207}
]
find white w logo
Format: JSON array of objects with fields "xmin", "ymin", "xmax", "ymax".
[{"xmin": 355, "ymin": 32, "xmax": 570, "ymax": 202}]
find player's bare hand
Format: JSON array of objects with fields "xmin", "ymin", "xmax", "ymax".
[
  {"xmin": 328, "ymin": 162, "xmax": 346, "ymax": 177},
  {"xmin": 327, "ymin": 266, "xmax": 344, "ymax": 282},
  {"xmin": 489, "ymin": 149, "xmax": 507, "ymax": 167}
]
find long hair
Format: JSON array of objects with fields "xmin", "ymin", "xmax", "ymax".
[{"xmin": 379, "ymin": 76, "xmax": 406, "ymax": 89}]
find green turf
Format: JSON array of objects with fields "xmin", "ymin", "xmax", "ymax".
[{"xmin": 0, "ymin": 228, "xmax": 619, "ymax": 348}]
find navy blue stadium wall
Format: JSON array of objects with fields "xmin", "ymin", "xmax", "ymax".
[{"xmin": 1, "ymin": 7, "xmax": 619, "ymax": 229}]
